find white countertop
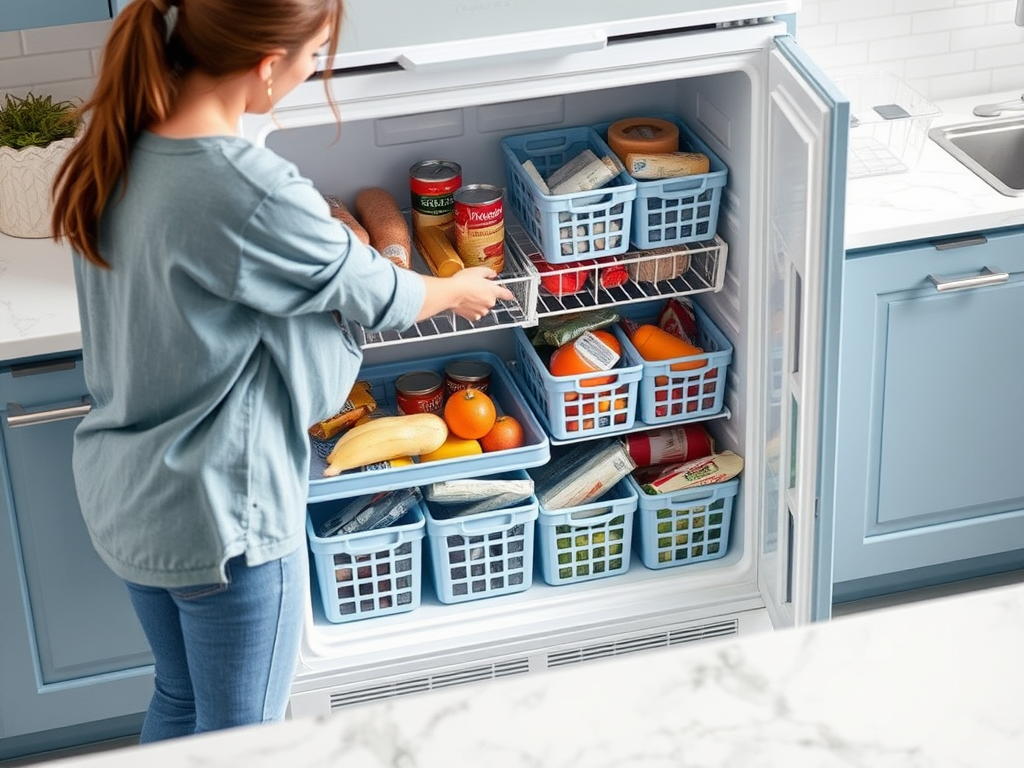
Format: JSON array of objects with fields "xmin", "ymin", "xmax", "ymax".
[
  {"xmin": 3, "ymin": 90, "xmax": 1024, "ymax": 361},
  {"xmin": 44, "ymin": 580, "xmax": 1024, "ymax": 767},
  {"xmin": 845, "ymin": 89, "xmax": 1024, "ymax": 250}
]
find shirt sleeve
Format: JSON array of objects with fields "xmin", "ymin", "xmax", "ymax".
[{"xmin": 234, "ymin": 174, "xmax": 425, "ymax": 332}]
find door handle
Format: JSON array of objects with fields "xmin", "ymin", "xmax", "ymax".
[
  {"xmin": 6, "ymin": 398, "xmax": 92, "ymax": 428},
  {"xmin": 927, "ymin": 266, "xmax": 1009, "ymax": 292},
  {"xmin": 396, "ymin": 28, "xmax": 607, "ymax": 71}
]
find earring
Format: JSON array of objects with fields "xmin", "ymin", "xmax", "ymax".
[{"xmin": 266, "ymin": 78, "xmax": 282, "ymax": 129}]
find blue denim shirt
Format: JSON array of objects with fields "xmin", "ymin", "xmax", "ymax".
[{"xmin": 72, "ymin": 132, "xmax": 424, "ymax": 588}]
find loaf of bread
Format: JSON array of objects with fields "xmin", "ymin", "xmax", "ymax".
[
  {"xmin": 354, "ymin": 187, "xmax": 412, "ymax": 269},
  {"xmin": 323, "ymin": 195, "xmax": 371, "ymax": 245},
  {"xmin": 625, "ymin": 152, "xmax": 710, "ymax": 180}
]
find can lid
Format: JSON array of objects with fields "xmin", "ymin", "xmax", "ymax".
[
  {"xmin": 395, "ymin": 370, "xmax": 442, "ymax": 395},
  {"xmin": 410, "ymin": 160, "xmax": 462, "ymax": 182},
  {"xmin": 454, "ymin": 184, "xmax": 503, "ymax": 205},
  {"xmin": 444, "ymin": 359, "xmax": 493, "ymax": 383}
]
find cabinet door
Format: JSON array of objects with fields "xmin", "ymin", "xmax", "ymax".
[
  {"xmin": 0, "ymin": 358, "xmax": 152, "ymax": 741},
  {"xmin": 0, "ymin": 0, "xmax": 110, "ymax": 33},
  {"xmin": 833, "ymin": 231, "xmax": 1024, "ymax": 592}
]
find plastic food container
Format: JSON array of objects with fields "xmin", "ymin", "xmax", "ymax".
[
  {"xmin": 422, "ymin": 471, "xmax": 539, "ymax": 604},
  {"xmin": 629, "ymin": 476, "xmax": 739, "ymax": 569},
  {"xmin": 594, "ymin": 114, "xmax": 728, "ymax": 249},
  {"xmin": 307, "ymin": 350, "xmax": 549, "ymax": 501},
  {"xmin": 502, "ymin": 126, "xmax": 637, "ymax": 264},
  {"xmin": 536, "ymin": 478, "xmax": 637, "ymax": 586},
  {"xmin": 512, "ymin": 324, "xmax": 643, "ymax": 441},
  {"xmin": 617, "ymin": 302, "xmax": 733, "ymax": 426},
  {"xmin": 833, "ymin": 70, "xmax": 940, "ymax": 178},
  {"xmin": 307, "ymin": 500, "xmax": 425, "ymax": 623}
]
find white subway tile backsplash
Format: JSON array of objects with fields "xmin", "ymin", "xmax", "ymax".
[
  {"xmin": 896, "ymin": 0, "xmax": 955, "ymax": 13},
  {"xmin": 0, "ymin": 50, "xmax": 92, "ymax": 93},
  {"xmin": 0, "ymin": 30, "xmax": 23, "ymax": 59},
  {"xmin": 20, "ymin": 20, "xmax": 110, "ymax": 55},
  {"xmin": 816, "ymin": 0, "xmax": 897, "ymax": 23},
  {"xmin": 952, "ymin": 25, "xmax": 1024, "ymax": 50},
  {"xmin": 904, "ymin": 50, "xmax": 977, "ymax": 79},
  {"xmin": 911, "ymin": 5, "xmax": 988, "ymax": 33},
  {"xmin": 976, "ymin": 42, "xmax": 1024, "ymax": 68},
  {"xmin": 991, "ymin": 64, "xmax": 1024, "ymax": 90},
  {"xmin": 836, "ymin": 15, "xmax": 912, "ymax": 44},
  {"xmin": 868, "ymin": 31, "xmax": 951, "ymax": 61}
]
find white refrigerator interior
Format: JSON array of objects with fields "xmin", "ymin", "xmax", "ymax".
[{"xmin": 238, "ymin": 1, "xmax": 845, "ymax": 718}]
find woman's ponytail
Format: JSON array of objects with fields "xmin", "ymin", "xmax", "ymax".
[{"xmin": 52, "ymin": 0, "xmax": 179, "ymax": 267}]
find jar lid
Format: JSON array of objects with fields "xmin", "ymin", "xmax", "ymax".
[
  {"xmin": 444, "ymin": 359, "xmax": 492, "ymax": 383},
  {"xmin": 395, "ymin": 370, "xmax": 442, "ymax": 396}
]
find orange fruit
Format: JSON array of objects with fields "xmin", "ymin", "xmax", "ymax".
[
  {"xmin": 479, "ymin": 415, "xmax": 526, "ymax": 452},
  {"xmin": 443, "ymin": 388, "xmax": 497, "ymax": 439},
  {"xmin": 549, "ymin": 330, "xmax": 621, "ymax": 387}
]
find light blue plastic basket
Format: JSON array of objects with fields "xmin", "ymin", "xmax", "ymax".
[
  {"xmin": 512, "ymin": 324, "xmax": 642, "ymax": 441},
  {"xmin": 307, "ymin": 350, "xmax": 550, "ymax": 501},
  {"xmin": 629, "ymin": 476, "xmax": 739, "ymax": 569},
  {"xmin": 422, "ymin": 472, "xmax": 539, "ymax": 604},
  {"xmin": 594, "ymin": 114, "xmax": 728, "ymax": 249},
  {"xmin": 618, "ymin": 302, "xmax": 733, "ymax": 425},
  {"xmin": 502, "ymin": 126, "xmax": 637, "ymax": 264},
  {"xmin": 306, "ymin": 501, "xmax": 425, "ymax": 623},
  {"xmin": 536, "ymin": 478, "xmax": 637, "ymax": 586}
]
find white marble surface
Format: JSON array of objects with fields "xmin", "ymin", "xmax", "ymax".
[
  {"xmin": 845, "ymin": 89, "xmax": 1024, "ymax": 250},
  {"xmin": 4, "ymin": 90, "xmax": 1024, "ymax": 361},
  {"xmin": 0, "ymin": 235, "xmax": 79, "ymax": 361},
  {"xmin": 43, "ymin": 580, "xmax": 1024, "ymax": 767}
]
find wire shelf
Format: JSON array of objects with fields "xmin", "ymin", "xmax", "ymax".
[
  {"xmin": 505, "ymin": 224, "xmax": 728, "ymax": 319},
  {"xmin": 356, "ymin": 215, "xmax": 539, "ymax": 348}
]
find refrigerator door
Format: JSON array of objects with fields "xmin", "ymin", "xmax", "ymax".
[
  {"xmin": 758, "ymin": 36, "xmax": 848, "ymax": 628},
  {"xmin": 327, "ymin": 0, "xmax": 800, "ymax": 70}
]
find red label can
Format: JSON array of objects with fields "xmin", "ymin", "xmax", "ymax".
[
  {"xmin": 443, "ymin": 359, "xmax": 492, "ymax": 398},
  {"xmin": 454, "ymin": 184, "xmax": 505, "ymax": 273},
  {"xmin": 394, "ymin": 371, "xmax": 444, "ymax": 415},
  {"xmin": 410, "ymin": 160, "xmax": 462, "ymax": 234}
]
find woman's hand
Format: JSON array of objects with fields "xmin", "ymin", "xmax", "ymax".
[{"xmin": 417, "ymin": 266, "xmax": 516, "ymax": 323}]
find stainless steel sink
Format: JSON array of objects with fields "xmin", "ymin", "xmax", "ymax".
[{"xmin": 929, "ymin": 116, "xmax": 1024, "ymax": 196}]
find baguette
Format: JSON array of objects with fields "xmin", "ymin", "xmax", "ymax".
[
  {"xmin": 354, "ymin": 187, "xmax": 411, "ymax": 269},
  {"xmin": 415, "ymin": 226, "xmax": 464, "ymax": 277},
  {"xmin": 323, "ymin": 195, "xmax": 371, "ymax": 245}
]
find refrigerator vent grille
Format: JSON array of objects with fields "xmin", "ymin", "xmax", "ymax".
[
  {"xmin": 328, "ymin": 657, "xmax": 530, "ymax": 710},
  {"xmin": 546, "ymin": 618, "xmax": 739, "ymax": 668}
]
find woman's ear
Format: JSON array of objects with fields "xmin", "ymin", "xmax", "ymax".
[{"xmin": 257, "ymin": 51, "xmax": 286, "ymax": 83}]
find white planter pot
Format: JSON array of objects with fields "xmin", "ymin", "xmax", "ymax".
[{"xmin": 0, "ymin": 137, "xmax": 76, "ymax": 239}]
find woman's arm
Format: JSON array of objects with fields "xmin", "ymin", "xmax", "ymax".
[{"xmin": 416, "ymin": 266, "xmax": 516, "ymax": 323}]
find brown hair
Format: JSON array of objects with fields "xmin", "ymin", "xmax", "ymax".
[{"xmin": 52, "ymin": 0, "xmax": 343, "ymax": 267}]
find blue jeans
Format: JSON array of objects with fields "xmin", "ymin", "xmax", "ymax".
[{"xmin": 125, "ymin": 547, "xmax": 307, "ymax": 743}]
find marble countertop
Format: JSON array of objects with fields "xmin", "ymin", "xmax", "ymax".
[
  {"xmin": 45, "ymin": 580, "xmax": 1024, "ymax": 767},
  {"xmin": 3, "ymin": 89, "xmax": 1024, "ymax": 362}
]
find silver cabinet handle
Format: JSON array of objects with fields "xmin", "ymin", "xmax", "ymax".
[
  {"xmin": 927, "ymin": 266, "xmax": 1009, "ymax": 292},
  {"xmin": 6, "ymin": 398, "xmax": 91, "ymax": 428}
]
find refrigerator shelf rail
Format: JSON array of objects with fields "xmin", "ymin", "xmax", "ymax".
[{"xmin": 507, "ymin": 225, "xmax": 729, "ymax": 318}]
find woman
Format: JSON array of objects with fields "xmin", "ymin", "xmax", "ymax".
[{"xmin": 51, "ymin": 0, "xmax": 513, "ymax": 743}]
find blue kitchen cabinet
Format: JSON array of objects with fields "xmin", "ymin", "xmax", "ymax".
[
  {"xmin": 832, "ymin": 229, "xmax": 1024, "ymax": 602},
  {"xmin": 0, "ymin": 1, "xmax": 111, "ymax": 33},
  {"xmin": 0, "ymin": 356, "xmax": 151, "ymax": 759}
]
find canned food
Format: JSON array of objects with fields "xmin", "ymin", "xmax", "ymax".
[
  {"xmin": 454, "ymin": 184, "xmax": 505, "ymax": 273},
  {"xmin": 410, "ymin": 160, "xmax": 462, "ymax": 234},
  {"xmin": 394, "ymin": 370, "xmax": 444, "ymax": 415},
  {"xmin": 444, "ymin": 359, "xmax": 493, "ymax": 397}
]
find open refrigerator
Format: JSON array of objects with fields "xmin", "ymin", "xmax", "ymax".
[{"xmin": 238, "ymin": 0, "xmax": 849, "ymax": 717}]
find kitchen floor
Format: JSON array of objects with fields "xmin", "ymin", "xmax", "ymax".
[{"xmin": 4, "ymin": 569, "xmax": 1023, "ymax": 767}]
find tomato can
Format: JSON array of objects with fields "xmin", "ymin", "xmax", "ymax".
[
  {"xmin": 443, "ymin": 359, "xmax": 492, "ymax": 398},
  {"xmin": 394, "ymin": 370, "xmax": 444, "ymax": 415},
  {"xmin": 410, "ymin": 160, "xmax": 462, "ymax": 234},
  {"xmin": 454, "ymin": 184, "xmax": 505, "ymax": 273}
]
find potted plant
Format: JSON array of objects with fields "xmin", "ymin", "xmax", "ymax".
[{"xmin": 0, "ymin": 92, "xmax": 80, "ymax": 238}]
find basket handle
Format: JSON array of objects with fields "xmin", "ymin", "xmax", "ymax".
[
  {"xmin": 342, "ymin": 530, "xmax": 403, "ymax": 553},
  {"xmin": 458, "ymin": 513, "xmax": 515, "ymax": 533}
]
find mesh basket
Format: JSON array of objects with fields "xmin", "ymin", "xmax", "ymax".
[
  {"xmin": 423, "ymin": 483, "xmax": 538, "ymax": 604},
  {"xmin": 629, "ymin": 476, "xmax": 738, "ymax": 569},
  {"xmin": 536, "ymin": 479, "xmax": 637, "ymax": 585},
  {"xmin": 306, "ymin": 501, "xmax": 425, "ymax": 623},
  {"xmin": 502, "ymin": 126, "xmax": 637, "ymax": 264}
]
